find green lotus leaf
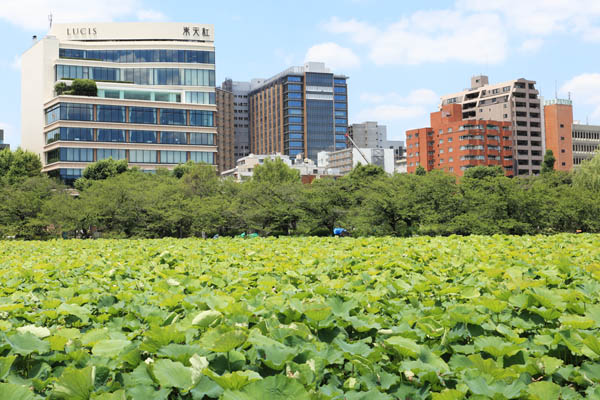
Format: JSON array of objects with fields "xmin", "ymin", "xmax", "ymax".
[
  {"xmin": 221, "ymin": 375, "xmax": 310, "ymax": 400},
  {"xmin": 0, "ymin": 355, "xmax": 16, "ymax": 380},
  {"xmin": 7, "ymin": 332, "xmax": 50, "ymax": 356},
  {"xmin": 92, "ymin": 339, "xmax": 131, "ymax": 357},
  {"xmin": 0, "ymin": 383, "xmax": 38, "ymax": 400},
  {"xmin": 151, "ymin": 359, "xmax": 194, "ymax": 389},
  {"xmin": 527, "ymin": 381, "xmax": 561, "ymax": 400},
  {"xmin": 200, "ymin": 328, "xmax": 247, "ymax": 353},
  {"xmin": 53, "ymin": 366, "xmax": 96, "ymax": 400}
]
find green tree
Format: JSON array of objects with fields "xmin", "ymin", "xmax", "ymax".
[
  {"xmin": 462, "ymin": 165, "xmax": 504, "ymax": 180},
  {"xmin": 75, "ymin": 158, "xmax": 128, "ymax": 190},
  {"xmin": 70, "ymin": 79, "xmax": 97, "ymax": 96},
  {"xmin": 298, "ymin": 177, "xmax": 349, "ymax": 235},
  {"xmin": 0, "ymin": 148, "xmax": 42, "ymax": 185},
  {"xmin": 573, "ymin": 150, "xmax": 600, "ymax": 192},
  {"xmin": 239, "ymin": 158, "xmax": 303, "ymax": 235},
  {"xmin": 542, "ymin": 149, "xmax": 556, "ymax": 174},
  {"xmin": 415, "ymin": 165, "xmax": 426, "ymax": 176}
]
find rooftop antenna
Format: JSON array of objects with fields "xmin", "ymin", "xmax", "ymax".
[{"xmin": 48, "ymin": 13, "xmax": 53, "ymax": 29}]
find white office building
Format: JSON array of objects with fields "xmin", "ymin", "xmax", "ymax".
[
  {"xmin": 318, "ymin": 147, "xmax": 395, "ymax": 175},
  {"xmin": 21, "ymin": 22, "xmax": 217, "ymax": 184}
]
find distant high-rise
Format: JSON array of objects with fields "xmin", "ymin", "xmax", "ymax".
[
  {"xmin": 222, "ymin": 79, "xmax": 251, "ymax": 161},
  {"xmin": 215, "ymin": 88, "xmax": 235, "ymax": 172},
  {"xmin": 0, "ymin": 129, "xmax": 8, "ymax": 150},
  {"xmin": 348, "ymin": 121, "xmax": 404, "ymax": 160},
  {"xmin": 440, "ymin": 75, "xmax": 542, "ymax": 175},
  {"xmin": 248, "ymin": 62, "xmax": 349, "ymax": 161}
]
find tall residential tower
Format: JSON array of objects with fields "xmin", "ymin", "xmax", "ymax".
[
  {"xmin": 440, "ymin": 75, "xmax": 542, "ymax": 175},
  {"xmin": 21, "ymin": 23, "xmax": 217, "ymax": 184}
]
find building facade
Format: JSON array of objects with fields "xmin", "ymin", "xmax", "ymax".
[
  {"xmin": 248, "ymin": 62, "xmax": 348, "ymax": 162},
  {"xmin": 543, "ymin": 99, "xmax": 574, "ymax": 171},
  {"xmin": 0, "ymin": 129, "xmax": 8, "ymax": 150},
  {"xmin": 215, "ymin": 87, "xmax": 235, "ymax": 172},
  {"xmin": 222, "ymin": 79, "xmax": 251, "ymax": 161},
  {"xmin": 348, "ymin": 121, "xmax": 405, "ymax": 160},
  {"xmin": 221, "ymin": 153, "xmax": 340, "ymax": 183},
  {"xmin": 572, "ymin": 124, "xmax": 600, "ymax": 166},
  {"xmin": 440, "ymin": 75, "xmax": 542, "ymax": 175},
  {"xmin": 318, "ymin": 147, "xmax": 395, "ymax": 175},
  {"xmin": 406, "ymin": 104, "xmax": 514, "ymax": 176},
  {"xmin": 21, "ymin": 22, "xmax": 217, "ymax": 184}
]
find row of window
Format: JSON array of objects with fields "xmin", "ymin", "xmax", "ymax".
[
  {"xmin": 573, "ymin": 131, "xmax": 600, "ymax": 140},
  {"xmin": 60, "ymin": 48, "xmax": 215, "ymax": 64},
  {"xmin": 47, "ymin": 148, "xmax": 214, "ymax": 164},
  {"xmin": 573, "ymin": 144, "xmax": 600, "ymax": 153},
  {"xmin": 46, "ymin": 127, "xmax": 214, "ymax": 145},
  {"xmin": 45, "ymin": 103, "xmax": 215, "ymax": 127},
  {"xmin": 56, "ymin": 65, "xmax": 216, "ymax": 87}
]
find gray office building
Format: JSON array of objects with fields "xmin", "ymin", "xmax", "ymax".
[{"xmin": 222, "ymin": 79, "xmax": 251, "ymax": 161}]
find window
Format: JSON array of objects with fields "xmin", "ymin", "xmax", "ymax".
[
  {"xmin": 439, "ymin": 139, "xmax": 444, "ymax": 144},
  {"xmin": 190, "ymin": 151, "xmax": 214, "ymax": 164},
  {"xmin": 97, "ymin": 105, "xmax": 125, "ymax": 123},
  {"xmin": 287, "ymin": 109, "xmax": 302, "ymax": 115},
  {"xmin": 335, "ymin": 111, "xmax": 347, "ymax": 117},
  {"xmin": 97, "ymin": 148, "xmax": 126, "ymax": 160},
  {"xmin": 190, "ymin": 111, "xmax": 214, "ymax": 126},
  {"xmin": 97, "ymin": 129, "xmax": 126, "ymax": 142},
  {"xmin": 160, "ymin": 109, "xmax": 186, "ymax": 125},
  {"xmin": 60, "ymin": 48, "xmax": 215, "ymax": 64},
  {"xmin": 129, "ymin": 150, "xmax": 157, "ymax": 163},
  {"xmin": 287, "ymin": 84, "xmax": 302, "ymax": 91},
  {"xmin": 185, "ymin": 91, "xmax": 216, "ymax": 105},
  {"xmin": 287, "ymin": 76, "xmax": 302, "ymax": 82},
  {"xmin": 335, "ymin": 127, "xmax": 346, "ymax": 133},
  {"xmin": 130, "ymin": 130, "xmax": 157, "ymax": 143},
  {"xmin": 129, "ymin": 107, "xmax": 156, "ymax": 124},
  {"xmin": 334, "ymin": 78, "xmax": 346, "ymax": 85},
  {"xmin": 190, "ymin": 132, "xmax": 214, "ymax": 145},
  {"xmin": 286, "ymin": 101, "xmax": 302, "ymax": 108},
  {"xmin": 45, "ymin": 103, "xmax": 94, "ymax": 124},
  {"xmin": 335, "ymin": 119, "xmax": 347, "ymax": 124},
  {"xmin": 161, "ymin": 131, "xmax": 187, "ymax": 144},
  {"xmin": 289, "ymin": 125, "xmax": 303, "ymax": 131},
  {"xmin": 52, "ymin": 148, "xmax": 93, "ymax": 162},
  {"xmin": 46, "ymin": 127, "xmax": 93, "ymax": 143},
  {"xmin": 334, "ymin": 87, "xmax": 346, "ymax": 94},
  {"xmin": 334, "ymin": 95, "xmax": 347, "ymax": 101},
  {"xmin": 288, "ymin": 117, "xmax": 303, "ymax": 124},
  {"xmin": 287, "ymin": 92, "xmax": 302, "ymax": 99},
  {"xmin": 448, "ymin": 147, "xmax": 453, "ymax": 152},
  {"xmin": 160, "ymin": 150, "xmax": 187, "ymax": 164}
]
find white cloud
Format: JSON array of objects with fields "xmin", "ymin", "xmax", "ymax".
[
  {"xmin": 518, "ymin": 38, "xmax": 544, "ymax": 53},
  {"xmin": 457, "ymin": 0, "xmax": 600, "ymax": 40},
  {"xmin": 324, "ymin": 11, "xmax": 507, "ymax": 66},
  {"xmin": 0, "ymin": 0, "xmax": 165, "ymax": 31},
  {"xmin": 560, "ymin": 73, "xmax": 600, "ymax": 120},
  {"xmin": 305, "ymin": 42, "xmax": 360, "ymax": 70},
  {"xmin": 354, "ymin": 88, "xmax": 438, "ymax": 130}
]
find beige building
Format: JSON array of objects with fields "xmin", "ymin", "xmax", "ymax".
[
  {"xmin": 318, "ymin": 147, "xmax": 395, "ymax": 175},
  {"xmin": 572, "ymin": 124, "xmax": 600, "ymax": 167},
  {"xmin": 440, "ymin": 75, "xmax": 542, "ymax": 175},
  {"xmin": 21, "ymin": 22, "xmax": 217, "ymax": 184},
  {"xmin": 216, "ymin": 88, "xmax": 235, "ymax": 172},
  {"xmin": 222, "ymin": 153, "xmax": 340, "ymax": 182}
]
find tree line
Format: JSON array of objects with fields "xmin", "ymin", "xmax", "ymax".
[{"xmin": 1, "ymin": 147, "xmax": 599, "ymax": 239}]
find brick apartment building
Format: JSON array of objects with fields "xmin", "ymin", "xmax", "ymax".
[{"xmin": 406, "ymin": 104, "xmax": 513, "ymax": 176}]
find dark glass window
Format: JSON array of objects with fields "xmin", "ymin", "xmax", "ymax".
[
  {"xmin": 334, "ymin": 87, "xmax": 347, "ymax": 94},
  {"xmin": 51, "ymin": 147, "xmax": 94, "ymax": 162},
  {"xmin": 50, "ymin": 103, "xmax": 93, "ymax": 122},
  {"xmin": 130, "ymin": 130, "xmax": 157, "ymax": 143},
  {"xmin": 334, "ymin": 78, "xmax": 346, "ymax": 85},
  {"xmin": 287, "ymin": 92, "xmax": 302, "ymax": 99},
  {"xmin": 59, "ymin": 48, "xmax": 215, "ymax": 64},
  {"xmin": 306, "ymin": 72, "xmax": 333, "ymax": 86},
  {"xmin": 129, "ymin": 107, "xmax": 156, "ymax": 124},
  {"xmin": 289, "ymin": 141, "xmax": 303, "ymax": 148},
  {"xmin": 289, "ymin": 125, "xmax": 303, "ymax": 131},
  {"xmin": 335, "ymin": 135, "xmax": 347, "ymax": 141},
  {"xmin": 288, "ymin": 117, "xmax": 303, "ymax": 123},
  {"xmin": 160, "ymin": 109, "xmax": 186, "ymax": 125},
  {"xmin": 335, "ymin": 118, "xmax": 347, "ymax": 124},
  {"xmin": 287, "ymin": 76, "xmax": 302, "ymax": 82},
  {"xmin": 97, "ymin": 105, "xmax": 125, "ymax": 123},
  {"xmin": 334, "ymin": 103, "xmax": 347, "ymax": 110},
  {"xmin": 289, "ymin": 133, "xmax": 303, "ymax": 140},
  {"xmin": 45, "ymin": 127, "xmax": 93, "ymax": 143},
  {"xmin": 287, "ymin": 84, "xmax": 302, "ymax": 91},
  {"xmin": 286, "ymin": 101, "xmax": 302, "ymax": 108},
  {"xmin": 335, "ymin": 127, "xmax": 347, "ymax": 133},
  {"xmin": 306, "ymin": 99, "xmax": 334, "ymax": 161},
  {"xmin": 190, "ymin": 110, "xmax": 214, "ymax": 127},
  {"xmin": 97, "ymin": 129, "xmax": 126, "ymax": 142},
  {"xmin": 161, "ymin": 131, "xmax": 187, "ymax": 144},
  {"xmin": 334, "ymin": 95, "xmax": 347, "ymax": 101}
]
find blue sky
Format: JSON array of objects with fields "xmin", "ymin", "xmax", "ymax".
[{"xmin": 1, "ymin": 0, "xmax": 600, "ymax": 148}]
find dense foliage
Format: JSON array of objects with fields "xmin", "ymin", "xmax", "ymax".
[
  {"xmin": 1, "ymin": 150, "xmax": 600, "ymax": 239},
  {"xmin": 54, "ymin": 79, "xmax": 98, "ymax": 96},
  {"xmin": 0, "ymin": 235, "xmax": 599, "ymax": 399}
]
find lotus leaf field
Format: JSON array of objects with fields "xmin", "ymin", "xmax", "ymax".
[{"xmin": 1, "ymin": 235, "xmax": 600, "ymax": 399}]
